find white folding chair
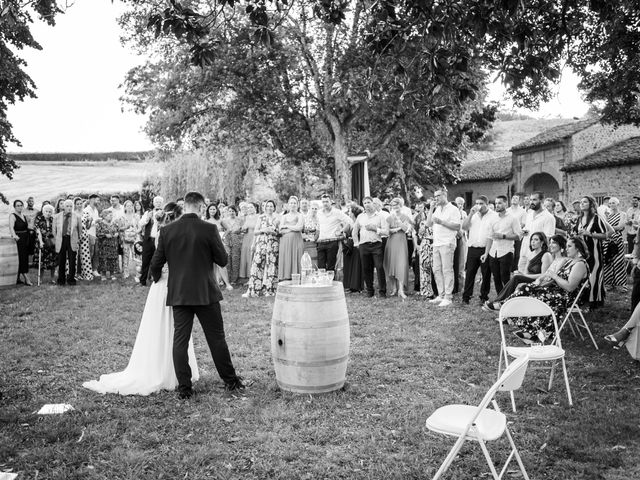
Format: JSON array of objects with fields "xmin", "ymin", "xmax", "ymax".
[
  {"xmin": 426, "ymin": 355, "xmax": 530, "ymax": 480},
  {"xmin": 497, "ymin": 297, "xmax": 573, "ymax": 412},
  {"xmin": 558, "ymin": 282, "xmax": 598, "ymax": 349}
]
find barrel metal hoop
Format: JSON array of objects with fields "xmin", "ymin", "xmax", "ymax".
[
  {"xmin": 273, "ymin": 354, "xmax": 349, "ymax": 367},
  {"xmin": 274, "ymin": 295, "xmax": 345, "ymax": 302},
  {"xmin": 272, "ymin": 318, "xmax": 348, "ymax": 329},
  {"xmin": 276, "ymin": 380, "xmax": 345, "ymax": 392}
]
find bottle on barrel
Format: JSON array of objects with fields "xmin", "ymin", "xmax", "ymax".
[{"xmin": 301, "ymin": 251, "xmax": 312, "ymax": 283}]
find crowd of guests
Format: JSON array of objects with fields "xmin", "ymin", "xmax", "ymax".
[
  {"xmin": 8, "ymin": 189, "xmax": 640, "ymax": 351},
  {"xmin": 9, "ymin": 194, "xmax": 149, "ymax": 286}
]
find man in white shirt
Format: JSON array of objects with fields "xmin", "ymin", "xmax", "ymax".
[
  {"xmin": 427, "ymin": 189, "xmax": 461, "ymax": 306},
  {"xmin": 353, "ymin": 196, "xmax": 388, "ymax": 297},
  {"xmin": 83, "ymin": 194, "xmax": 101, "ymax": 275},
  {"xmin": 105, "ymin": 195, "xmax": 125, "ymax": 221},
  {"xmin": 484, "ymin": 195, "xmax": 522, "ymax": 295},
  {"xmin": 300, "ymin": 198, "xmax": 310, "ymax": 217},
  {"xmin": 317, "ymin": 194, "xmax": 351, "ymax": 271},
  {"xmin": 507, "ymin": 194, "xmax": 526, "ymax": 271},
  {"xmin": 518, "ymin": 191, "xmax": 556, "ymax": 271},
  {"xmin": 461, "ymin": 195, "xmax": 497, "ymax": 304}
]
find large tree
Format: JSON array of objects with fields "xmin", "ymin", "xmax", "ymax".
[
  {"xmin": 123, "ymin": 0, "xmax": 494, "ymax": 200},
  {"xmin": 125, "ymin": 0, "xmax": 640, "ymax": 199}
]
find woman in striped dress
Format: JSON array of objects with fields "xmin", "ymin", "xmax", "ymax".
[
  {"xmin": 573, "ymin": 195, "xmax": 612, "ymax": 308},
  {"xmin": 604, "ymin": 197, "xmax": 627, "ymax": 290}
]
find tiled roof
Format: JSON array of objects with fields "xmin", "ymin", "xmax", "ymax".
[
  {"xmin": 562, "ymin": 136, "xmax": 640, "ymax": 172},
  {"xmin": 458, "ymin": 155, "xmax": 512, "ymax": 182},
  {"xmin": 511, "ymin": 118, "xmax": 599, "ymax": 151}
]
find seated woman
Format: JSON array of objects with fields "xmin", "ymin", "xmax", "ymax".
[
  {"xmin": 483, "ymin": 233, "xmax": 560, "ymax": 311},
  {"xmin": 604, "ymin": 304, "xmax": 640, "ymax": 359},
  {"xmin": 506, "ymin": 236, "xmax": 589, "ymax": 344}
]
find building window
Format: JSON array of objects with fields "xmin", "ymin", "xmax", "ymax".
[{"xmin": 464, "ymin": 192, "xmax": 473, "ymax": 211}]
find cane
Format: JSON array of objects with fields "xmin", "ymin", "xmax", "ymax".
[{"xmin": 37, "ymin": 247, "xmax": 42, "ymax": 286}]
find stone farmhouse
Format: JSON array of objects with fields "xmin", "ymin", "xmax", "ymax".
[{"xmin": 447, "ymin": 119, "xmax": 640, "ymax": 208}]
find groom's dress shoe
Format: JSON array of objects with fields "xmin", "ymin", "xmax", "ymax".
[
  {"xmin": 224, "ymin": 377, "xmax": 246, "ymax": 394},
  {"xmin": 178, "ymin": 387, "xmax": 194, "ymax": 400}
]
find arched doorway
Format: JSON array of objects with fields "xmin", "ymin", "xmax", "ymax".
[{"xmin": 522, "ymin": 173, "xmax": 560, "ymax": 198}]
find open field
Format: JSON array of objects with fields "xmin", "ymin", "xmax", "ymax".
[
  {"xmin": 0, "ymin": 161, "xmax": 161, "ymax": 203},
  {"xmin": 1, "ymin": 281, "xmax": 639, "ymax": 479},
  {"xmin": 0, "ymin": 161, "xmax": 161, "ymax": 235}
]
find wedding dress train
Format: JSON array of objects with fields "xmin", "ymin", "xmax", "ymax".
[{"xmin": 83, "ymin": 270, "xmax": 199, "ymax": 395}]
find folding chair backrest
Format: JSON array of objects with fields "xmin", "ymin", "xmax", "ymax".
[
  {"xmin": 497, "ymin": 354, "xmax": 530, "ymax": 392},
  {"xmin": 499, "ymin": 297, "xmax": 554, "ymax": 319},
  {"xmin": 476, "ymin": 355, "xmax": 530, "ymax": 412},
  {"xmin": 498, "ymin": 296, "xmax": 561, "ymax": 346},
  {"xmin": 559, "ymin": 281, "xmax": 589, "ymax": 334}
]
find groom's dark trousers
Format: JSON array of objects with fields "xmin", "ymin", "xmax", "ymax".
[{"xmin": 173, "ymin": 304, "xmax": 237, "ymax": 388}]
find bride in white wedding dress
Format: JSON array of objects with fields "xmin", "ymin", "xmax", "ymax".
[{"xmin": 83, "ymin": 203, "xmax": 199, "ymax": 396}]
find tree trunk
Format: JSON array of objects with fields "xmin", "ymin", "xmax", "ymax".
[
  {"xmin": 333, "ymin": 130, "xmax": 351, "ymax": 203},
  {"xmin": 328, "ymin": 117, "xmax": 352, "ymax": 203}
]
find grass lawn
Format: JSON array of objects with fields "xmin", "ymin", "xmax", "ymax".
[{"xmin": 1, "ymin": 280, "xmax": 639, "ymax": 479}]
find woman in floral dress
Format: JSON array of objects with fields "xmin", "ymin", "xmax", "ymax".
[
  {"xmin": 302, "ymin": 202, "xmax": 320, "ymax": 268},
  {"xmin": 415, "ymin": 214, "xmax": 434, "ymax": 298},
  {"xmin": 604, "ymin": 197, "xmax": 627, "ymax": 290},
  {"xmin": 221, "ymin": 206, "xmax": 244, "ymax": 283},
  {"xmin": 243, "ymin": 200, "xmax": 280, "ymax": 297},
  {"xmin": 507, "ymin": 237, "xmax": 589, "ymax": 343},
  {"xmin": 34, "ymin": 204, "xmax": 57, "ymax": 283},
  {"xmin": 96, "ymin": 209, "xmax": 120, "ymax": 280},
  {"xmin": 121, "ymin": 200, "xmax": 140, "ymax": 280}
]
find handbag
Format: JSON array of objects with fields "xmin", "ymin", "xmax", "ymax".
[
  {"xmin": 44, "ymin": 234, "xmax": 55, "ymax": 250},
  {"xmin": 124, "ymin": 228, "xmax": 137, "ymax": 243},
  {"xmin": 603, "ymin": 239, "xmax": 619, "ymax": 263}
]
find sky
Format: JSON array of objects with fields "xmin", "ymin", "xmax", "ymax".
[
  {"xmin": 486, "ymin": 68, "xmax": 591, "ymax": 119},
  {"xmin": 6, "ymin": 0, "xmax": 153, "ymax": 153},
  {"xmin": 6, "ymin": 1, "xmax": 590, "ymax": 153}
]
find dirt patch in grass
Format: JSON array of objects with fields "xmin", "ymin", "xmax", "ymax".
[{"xmin": 1, "ymin": 282, "xmax": 639, "ymax": 479}]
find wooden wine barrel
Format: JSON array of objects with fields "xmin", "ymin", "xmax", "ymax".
[
  {"xmin": 271, "ymin": 281, "xmax": 350, "ymax": 394},
  {"xmin": 0, "ymin": 237, "xmax": 19, "ymax": 288}
]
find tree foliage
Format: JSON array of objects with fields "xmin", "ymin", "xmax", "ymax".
[{"xmin": 121, "ymin": 0, "xmax": 499, "ymax": 200}]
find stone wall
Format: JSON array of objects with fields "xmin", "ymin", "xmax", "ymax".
[
  {"xmin": 566, "ymin": 164, "xmax": 640, "ymax": 208},
  {"xmin": 513, "ymin": 145, "xmax": 565, "ymax": 197},
  {"xmin": 571, "ymin": 123, "xmax": 640, "ymax": 163}
]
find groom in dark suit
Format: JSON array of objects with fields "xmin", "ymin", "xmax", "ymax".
[{"xmin": 150, "ymin": 191, "xmax": 244, "ymax": 399}]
